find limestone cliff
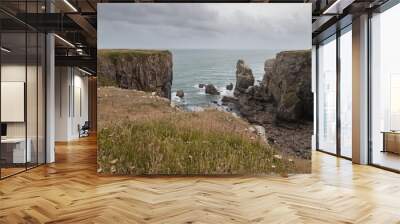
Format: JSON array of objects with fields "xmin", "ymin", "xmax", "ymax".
[{"xmin": 97, "ymin": 50, "xmax": 173, "ymax": 99}]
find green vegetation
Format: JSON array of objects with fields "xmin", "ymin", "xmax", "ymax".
[
  {"xmin": 98, "ymin": 49, "xmax": 171, "ymax": 62},
  {"xmin": 98, "ymin": 120, "xmax": 295, "ymax": 175},
  {"xmin": 98, "ymin": 75, "xmax": 118, "ymax": 87},
  {"xmin": 97, "ymin": 87, "xmax": 309, "ymax": 175}
]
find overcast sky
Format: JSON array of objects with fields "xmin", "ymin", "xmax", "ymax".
[{"xmin": 98, "ymin": 3, "xmax": 311, "ymax": 50}]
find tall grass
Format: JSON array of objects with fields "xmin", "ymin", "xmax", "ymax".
[{"xmin": 98, "ymin": 120, "xmax": 295, "ymax": 175}]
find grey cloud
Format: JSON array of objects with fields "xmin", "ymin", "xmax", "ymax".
[{"xmin": 98, "ymin": 3, "xmax": 311, "ymax": 50}]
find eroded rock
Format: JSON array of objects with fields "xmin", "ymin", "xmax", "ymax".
[
  {"xmin": 176, "ymin": 90, "xmax": 184, "ymax": 98},
  {"xmin": 205, "ymin": 84, "xmax": 220, "ymax": 95},
  {"xmin": 234, "ymin": 60, "xmax": 254, "ymax": 96}
]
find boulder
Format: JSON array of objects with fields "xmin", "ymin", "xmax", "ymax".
[
  {"xmin": 221, "ymin": 96, "xmax": 238, "ymax": 104},
  {"xmin": 176, "ymin": 90, "xmax": 184, "ymax": 98},
  {"xmin": 205, "ymin": 84, "xmax": 220, "ymax": 95},
  {"xmin": 226, "ymin": 83, "xmax": 233, "ymax": 90},
  {"xmin": 234, "ymin": 60, "xmax": 254, "ymax": 96}
]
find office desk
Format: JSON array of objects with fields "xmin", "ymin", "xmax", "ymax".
[
  {"xmin": 382, "ymin": 131, "xmax": 400, "ymax": 154},
  {"xmin": 1, "ymin": 138, "xmax": 31, "ymax": 163}
]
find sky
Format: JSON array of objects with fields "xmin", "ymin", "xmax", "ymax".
[{"xmin": 98, "ymin": 3, "xmax": 311, "ymax": 50}]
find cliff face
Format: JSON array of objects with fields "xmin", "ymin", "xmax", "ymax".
[
  {"xmin": 232, "ymin": 50, "xmax": 312, "ymax": 123},
  {"xmin": 265, "ymin": 50, "xmax": 312, "ymax": 121},
  {"xmin": 97, "ymin": 50, "xmax": 173, "ymax": 99},
  {"xmin": 228, "ymin": 50, "xmax": 312, "ymax": 159}
]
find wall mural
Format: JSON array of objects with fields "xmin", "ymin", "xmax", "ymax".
[{"xmin": 97, "ymin": 3, "xmax": 313, "ymax": 175}]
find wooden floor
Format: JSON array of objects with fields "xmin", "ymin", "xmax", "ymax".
[
  {"xmin": 372, "ymin": 150, "xmax": 400, "ymax": 171},
  {"xmin": 1, "ymin": 136, "xmax": 400, "ymax": 224}
]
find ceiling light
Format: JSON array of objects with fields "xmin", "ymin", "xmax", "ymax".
[
  {"xmin": 63, "ymin": 0, "xmax": 78, "ymax": 12},
  {"xmin": 1, "ymin": 47, "xmax": 11, "ymax": 53},
  {"xmin": 78, "ymin": 67, "xmax": 93, "ymax": 76},
  {"xmin": 54, "ymin": 34, "xmax": 75, "ymax": 48}
]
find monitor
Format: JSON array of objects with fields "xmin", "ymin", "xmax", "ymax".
[{"xmin": 1, "ymin": 123, "xmax": 7, "ymax": 137}]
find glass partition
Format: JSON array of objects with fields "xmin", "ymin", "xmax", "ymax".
[
  {"xmin": 317, "ymin": 35, "xmax": 337, "ymax": 154},
  {"xmin": 0, "ymin": 2, "xmax": 46, "ymax": 179},
  {"xmin": 370, "ymin": 3, "xmax": 400, "ymax": 171},
  {"xmin": 339, "ymin": 27, "xmax": 352, "ymax": 158},
  {"xmin": 1, "ymin": 31, "xmax": 28, "ymax": 177}
]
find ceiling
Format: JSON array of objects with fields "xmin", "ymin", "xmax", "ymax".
[{"xmin": 0, "ymin": 0, "xmax": 393, "ymax": 74}]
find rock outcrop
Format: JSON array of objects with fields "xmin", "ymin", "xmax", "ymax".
[
  {"xmin": 227, "ymin": 50, "xmax": 312, "ymax": 159},
  {"xmin": 234, "ymin": 60, "xmax": 254, "ymax": 96},
  {"xmin": 98, "ymin": 50, "xmax": 173, "ymax": 99},
  {"xmin": 266, "ymin": 50, "xmax": 313, "ymax": 121},
  {"xmin": 176, "ymin": 90, "xmax": 184, "ymax": 98},
  {"xmin": 205, "ymin": 84, "xmax": 220, "ymax": 95},
  {"xmin": 233, "ymin": 50, "xmax": 312, "ymax": 123}
]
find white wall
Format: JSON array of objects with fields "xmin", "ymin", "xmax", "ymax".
[
  {"xmin": 1, "ymin": 63, "xmax": 46, "ymax": 164},
  {"xmin": 1, "ymin": 65, "xmax": 38, "ymax": 138},
  {"xmin": 55, "ymin": 66, "xmax": 70, "ymax": 141},
  {"xmin": 55, "ymin": 67, "xmax": 89, "ymax": 141}
]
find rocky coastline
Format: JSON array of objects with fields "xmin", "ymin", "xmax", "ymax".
[
  {"xmin": 222, "ymin": 50, "xmax": 313, "ymax": 159},
  {"xmin": 98, "ymin": 49, "xmax": 312, "ymax": 160}
]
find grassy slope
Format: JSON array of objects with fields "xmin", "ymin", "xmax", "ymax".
[{"xmin": 97, "ymin": 87, "xmax": 309, "ymax": 175}]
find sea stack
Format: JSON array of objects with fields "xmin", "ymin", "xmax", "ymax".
[
  {"xmin": 234, "ymin": 59, "xmax": 254, "ymax": 96},
  {"xmin": 176, "ymin": 90, "xmax": 184, "ymax": 98},
  {"xmin": 205, "ymin": 84, "xmax": 220, "ymax": 95}
]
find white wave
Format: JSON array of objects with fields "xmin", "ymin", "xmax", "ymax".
[
  {"xmin": 171, "ymin": 92, "xmax": 185, "ymax": 104},
  {"xmin": 218, "ymin": 86, "xmax": 234, "ymax": 97},
  {"xmin": 193, "ymin": 84, "xmax": 205, "ymax": 89},
  {"xmin": 186, "ymin": 105, "xmax": 204, "ymax": 112}
]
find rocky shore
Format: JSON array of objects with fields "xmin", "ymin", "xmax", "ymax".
[{"xmin": 222, "ymin": 50, "xmax": 312, "ymax": 159}]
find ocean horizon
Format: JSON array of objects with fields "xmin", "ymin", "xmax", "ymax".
[{"xmin": 170, "ymin": 49, "xmax": 279, "ymax": 110}]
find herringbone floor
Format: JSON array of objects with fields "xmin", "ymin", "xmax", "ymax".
[{"xmin": 1, "ymin": 136, "xmax": 400, "ymax": 224}]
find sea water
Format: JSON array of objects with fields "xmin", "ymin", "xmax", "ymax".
[{"xmin": 170, "ymin": 49, "xmax": 278, "ymax": 110}]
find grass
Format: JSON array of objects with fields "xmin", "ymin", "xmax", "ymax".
[
  {"xmin": 98, "ymin": 120, "xmax": 295, "ymax": 175},
  {"xmin": 98, "ymin": 49, "xmax": 171, "ymax": 62},
  {"xmin": 98, "ymin": 75, "xmax": 118, "ymax": 87},
  {"xmin": 97, "ymin": 87, "xmax": 309, "ymax": 175}
]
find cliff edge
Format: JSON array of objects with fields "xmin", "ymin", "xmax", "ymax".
[{"xmin": 97, "ymin": 49, "xmax": 173, "ymax": 99}]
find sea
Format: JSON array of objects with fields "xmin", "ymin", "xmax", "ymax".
[{"xmin": 171, "ymin": 49, "xmax": 279, "ymax": 111}]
